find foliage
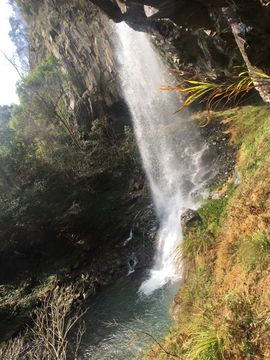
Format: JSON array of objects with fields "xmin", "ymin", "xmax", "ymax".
[
  {"xmin": 161, "ymin": 68, "xmax": 270, "ymax": 120},
  {"xmin": 13, "ymin": 54, "xmax": 82, "ymax": 149},
  {"xmin": 0, "ymin": 53, "xmax": 140, "ymax": 282},
  {"xmin": 0, "ymin": 68, "xmax": 140, "ymax": 342}
]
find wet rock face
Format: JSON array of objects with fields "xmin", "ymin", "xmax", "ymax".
[
  {"xmin": 85, "ymin": 1, "xmax": 243, "ymax": 82},
  {"xmin": 133, "ymin": 204, "xmax": 158, "ymax": 244},
  {"xmin": 91, "ymin": 0, "xmax": 216, "ymax": 30},
  {"xmin": 75, "ymin": 202, "xmax": 158, "ymax": 286},
  {"xmin": 198, "ymin": 118, "xmax": 238, "ymax": 186},
  {"xmin": 150, "ymin": 20, "xmax": 240, "ymax": 82}
]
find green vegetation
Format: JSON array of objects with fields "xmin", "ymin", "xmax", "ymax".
[
  {"xmin": 145, "ymin": 104, "xmax": 270, "ymax": 360},
  {"xmin": 0, "ymin": 53, "xmax": 142, "ymax": 342},
  {"xmin": 182, "ymin": 188, "xmax": 233, "ymax": 258},
  {"xmin": 214, "ymin": 105, "xmax": 270, "ymax": 178},
  {"xmin": 162, "ymin": 68, "xmax": 270, "ymax": 121},
  {"xmin": 0, "ymin": 54, "xmax": 139, "ymax": 257},
  {"xmin": 186, "ymin": 316, "xmax": 229, "ymax": 360},
  {"xmin": 12, "ymin": 54, "xmax": 83, "ymax": 148}
]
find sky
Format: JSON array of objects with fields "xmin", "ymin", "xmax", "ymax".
[{"xmin": 0, "ymin": 0, "xmax": 20, "ymax": 105}]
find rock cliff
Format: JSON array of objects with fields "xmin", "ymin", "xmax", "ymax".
[
  {"xmin": 20, "ymin": 0, "xmax": 270, "ymax": 134},
  {"xmin": 25, "ymin": 0, "xmax": 125, "ymax": 137},
  {"xmin": 18, "ymin": 0, "xmax": 270, "ymax": 112},
  {"xmin": 19, "ymin": 0, "xmax": 238, "ymax": 137},
  {"xmin": 88, "ymin": 0, "xmax": 270, "ymax": 102}
]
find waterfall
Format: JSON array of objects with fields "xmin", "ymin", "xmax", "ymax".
[{"xmin": 114, "ymin": 23, "xmax": 215, "ymax": 295}]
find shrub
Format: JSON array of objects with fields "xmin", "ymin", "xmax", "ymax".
[{"xmin": 0, "ymin": 286, "xmax": 85, "ymax": 360}]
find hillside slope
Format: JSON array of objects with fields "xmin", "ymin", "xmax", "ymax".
[{"xmin": 145, "ymin": 104, "xmax": 270, "ymax": 359}]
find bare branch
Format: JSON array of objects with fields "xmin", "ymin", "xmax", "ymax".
[{"xmin": 0, "ymin": 50, "xmax": 23, "ymax": 79}]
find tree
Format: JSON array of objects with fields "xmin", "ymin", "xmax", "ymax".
[{"xmin": 14, "ymin": 55, "xmax": 83, "ymax": 149}]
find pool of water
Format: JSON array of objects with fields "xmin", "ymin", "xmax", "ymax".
[{"xmin": 80, "ymin": 271, "xmax": 179, "ymax": 359}]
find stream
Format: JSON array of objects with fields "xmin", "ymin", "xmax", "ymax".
[{"xmin": 81, "ymin": 271, "xmax": 179, "ymax": 359}]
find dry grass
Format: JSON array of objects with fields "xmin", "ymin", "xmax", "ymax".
[
  {"xmin": 0, "ymin": 337, "xmax": 26, "ymax": 360},
  {"xmin": 0, "ymin": 285, "xmax": 85, "ymax": 360},
  {"xmin": 144, "ymin": 105, "xmax": 270, "ymax": 360}
]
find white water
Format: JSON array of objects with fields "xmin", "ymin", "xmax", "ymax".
[
  {"xmin": 122, "ymin": 229, "xmax": 133, "ymax": 247},
  {"xmin": 114, "ymin": 23, "xmax": 215, "ymax": 295}
]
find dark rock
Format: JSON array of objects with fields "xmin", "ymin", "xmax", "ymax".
[
  {"xmin": 198, "ymin": 118, "xmax": 238, "ymax": 186},
  {"xmin": 150, "ymin": 19, "xmax": 241, "ymax": 83},
  {"xmin": 87, "ymin": 0, "xmax": 270, "ymax": 102},
  {"xmin": 91, "ymin": 0, "xmax": 216, "ymax": 30},
  {"xmin": 181, "ymin": 208, "xmax": 202, "ymax": 232}
]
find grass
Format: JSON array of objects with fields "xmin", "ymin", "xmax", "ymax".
[
  {"xmin": 215, "ymin": 104, "xmax": 270, "ymax": 178},
  {"xmin": 0, "ymin": 274, "xmax": 58, "ymax": 343},
  {"xmin": 181, "ymin": 186, "xmax": 233, "ymax": 259},
  {"xmin": 237, "ymin": 231, "xmax": 270, "ymax": 271},
  {"xmin": 0, "ymin": 286, "xmax": 85, "ymax": 360},
  {"xmin": 144, "ymin": 104, "xmax": 270, "ymax": 360},
  {"xmin": 187, "ymin": 316, "xmax": 229, "ymax": 360},
  {"xmin": 223, "ymin": 290, "xmax": 266, "ymax": 358}
]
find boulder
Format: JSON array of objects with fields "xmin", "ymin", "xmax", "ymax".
[{"xmin": 181, "ymin": 208, "xmax": 202, "ymax": 232}]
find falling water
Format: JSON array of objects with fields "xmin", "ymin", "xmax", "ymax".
[{"xmin": 114, "ymin": 23, "xmax": 215, "ymax": 295}]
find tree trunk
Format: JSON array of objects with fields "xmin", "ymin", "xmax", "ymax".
[{"xmin": 223, "ymin": 6, "xmax": 270, "ymax": 103}]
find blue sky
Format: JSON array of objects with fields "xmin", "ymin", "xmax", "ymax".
[{"xmin": 0, "ymin": 0, "xmax": 20, "ymax": 105}]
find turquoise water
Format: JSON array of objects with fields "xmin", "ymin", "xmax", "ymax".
[{"xmin": 81, "ymin": 271, "xmax": 179, "ymax": 359}]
